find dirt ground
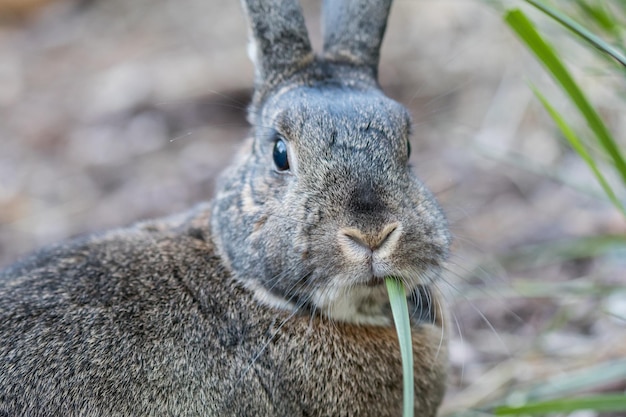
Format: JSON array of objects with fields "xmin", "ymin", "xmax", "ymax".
[{"xmin": 1, "ymin": 0, "xmax": 625, "ymax": 414}]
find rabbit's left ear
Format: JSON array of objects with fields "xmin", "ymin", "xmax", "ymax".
[
  {"xmin": 322, "ymin": 0, "xmax": 393, "ymax": 76},
  {"xmin": 241, "ymin": 0, "xmax": 314, "ymax": 85}
]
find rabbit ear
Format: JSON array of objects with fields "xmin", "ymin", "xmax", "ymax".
[
  {"xmin": 322, "ymin": 0, "xmax": 393, "ymax": 74},
  {"xmin": 241, "ymin": 0, "xmax": 314, "ymax": 85}
]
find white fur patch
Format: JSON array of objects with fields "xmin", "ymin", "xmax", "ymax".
[{"xmin": 312, "ymin": 280, "xmax": 391, "ymax": 326}]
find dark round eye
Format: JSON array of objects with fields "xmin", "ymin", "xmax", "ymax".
[
  {"xmin": 273, "ymin": 138, "xmax": 290, "ymax": 171},
  {"xmin": 407, "ymin": 140, "xmax": 412, "ymax": 159}
]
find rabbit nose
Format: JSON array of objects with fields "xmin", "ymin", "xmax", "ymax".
[
  {"xmin": 349, "ymin": 181, "xmax": 385, "ymax": 216},
  {"xmin": 340, "ymin": 223, "xmax": 400, "ymax": 253}
]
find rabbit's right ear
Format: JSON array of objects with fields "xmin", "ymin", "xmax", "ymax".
[
  {"xmin": 241, "ymin": 0, "xmax": 314, "ymax": 86},
  {"xmin": 322, "ymin": 0, "xmax": 393, "ymax": 76}
]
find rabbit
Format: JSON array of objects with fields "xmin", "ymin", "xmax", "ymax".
[{"xmin": 0, "ymin": 0, "xmax": 452, "ymax": 416}]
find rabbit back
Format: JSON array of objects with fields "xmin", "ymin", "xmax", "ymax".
[{"xmin": 0, "ymin": 206, "xmax": 233, "ymax": 415}]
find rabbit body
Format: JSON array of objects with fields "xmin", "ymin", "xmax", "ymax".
[
  {"xmin": 1, "ymin": 0, "xmax": 452, "ymax": 415},
  {"xmin": 0, "ymin": 206, "xmax": 446, "ymax": 416}
]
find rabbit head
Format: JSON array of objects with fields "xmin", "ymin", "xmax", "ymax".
[{"xmin": 212, "ymin": 0, "xmax": 451, "ymax": 325}]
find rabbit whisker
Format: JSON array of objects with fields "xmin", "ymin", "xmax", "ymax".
[
  {"xmin": 433, "ymin": 287, "xmax": 446, "ymax": 362},
  {"xmin": 437, "ymin": 275, "xmax": 509, "ymax": 356},
  {"xmin": 230, "ymin": 307, "xmax": 301, "ymax": 394}
]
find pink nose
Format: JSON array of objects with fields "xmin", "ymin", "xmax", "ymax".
[{"xmin": 341, "ymin": 222, "xmax": 399, "ymax": 252}]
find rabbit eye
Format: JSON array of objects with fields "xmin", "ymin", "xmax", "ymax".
[
  {"xmin": 407, "ymin": 140, "xmax": 412, "ymax": 159},
  {"xmin": 273, "ymin": 138, "xmax": 290, "ymax": 171}
]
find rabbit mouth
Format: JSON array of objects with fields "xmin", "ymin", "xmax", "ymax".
[
  {"xmin": 308, "ymin": 267, "xmax": 427, "ymax": 326},
  {"xmin": 364, "ymin": 276, "xmax": 385, "ymax": 287}
]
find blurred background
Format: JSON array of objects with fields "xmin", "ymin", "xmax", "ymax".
[{"xmin": 0, "ymin": 0, "xmax": 625, "ymax": 415}]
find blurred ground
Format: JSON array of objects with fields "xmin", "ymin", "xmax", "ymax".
[{"xmin": 1, "ymin": 0, "xmax": 625, "ymax": 414}]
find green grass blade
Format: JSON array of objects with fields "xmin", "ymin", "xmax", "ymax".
[
  {"xmin": 520, "ymin": 359, "xmax": 626, "ymax": 402},
  {"xmin": 525, "ymin": 0, "xmax": 626, "ymax": 67},
  {"xmin": 495, "ymin": 394, "xmax": 626, "ymax": 415},
  {"xmin": 385, "ymin": 277, "xmax": 414, "ymax": 417},
  {"xmin": 578, "ymin": 1, "xmax": 619, "ymax": 34},
  {"xmin": 505, "ymin": 9, "xmax": 626, "ymax": 187},
  {"xmin": 531, "ymin": 86, "xmax": 626, "ymax": 216},
  {"xmin": 475, "ymin": 356, "xmax": 626, "ymax": 415},
  {"xmin": 498, "ymin": 234, "xmax": 626, "ymax": 270}
]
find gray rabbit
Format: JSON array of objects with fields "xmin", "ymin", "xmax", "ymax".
[{"xmin": 0, "ymin": 0, "xmax": 452, "ymax": 416}]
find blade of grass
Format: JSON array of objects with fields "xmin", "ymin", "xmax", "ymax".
[
  {"xmin": 498, "ymin": 234, "xmax": 626, "ymax": 270},
  {"xmin": 451, "ymin": 280, "xmax": 620, "ymax": 302},
  {"xmin": 385, "ymin": 277, "xmax": 414, "ymax": 417},
  {"xmin": 495, "ymin": 394, "xmax": 626, "ymax": 415},
  {"xmin": 478, "ymin": 356, "xmax": 626, "ymax": 414},
  {"xmin": 578, "ymin": 1, "xmax": 619, "ymax": 34},
  {"xmin": 519, "ymin": 359, "xmax": 626, "ymax": 402},
  {"xmin": 505, "ymin": 9, "xmax": 626, "ymax": 188},
  {"xmin": 509, "ymin": 279, "xmax": 622, "ymax": 299},
  {"xmin": 531, "ymin": 86, "xmax": 626, "ymax": 216},
  {"xmin": 525, "ymin": 0, "xmax": 626, "ymax": 67}
]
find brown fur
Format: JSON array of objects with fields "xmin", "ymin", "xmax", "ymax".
[{"xmin": 1, "ymin": 206, "xmax": 447, "ymax": 416}]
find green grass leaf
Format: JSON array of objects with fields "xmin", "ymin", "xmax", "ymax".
[
  {"xmin": 495, "ymin": 394, "xmax": 626, "ymax": 415},
  {"xmin": 385, "ymin": 277, "xmax": 414, "ymax": 417},
  {"xmin": 498, "ymin": 234, "xmax": 626, "ymax": 270},
  {"xmin": 525, "ymin": 0, "xmax": 626, "ymax": 67},
  {"xmin": 504, "ymin": 8, "xmax": 626, "ymax": 189},
  {"xmin": 577, "ymin": 1, "xmax": 620, "ymax": 35},
  {"xmin": 517, "ymin": 359, "xmax": 626, "ymax": 403},
  {"xmin": 477, "ymin": 360, "xmax": 626, "ymax": 416},
  {"xmin": 531, "ymin": 86, "xmax": 626, "ymax": 216}
]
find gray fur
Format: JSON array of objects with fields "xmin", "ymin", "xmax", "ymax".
[
  {"xmin": 242, "ymin": 0, "xmax": 314, "ymax": 88},
  {"xmin": 0, "ymin": 1, "xmax": 451, "ymax": 416},
  {"xmin": 323, "ymin": 0, "xmax": 393, "ymax": 72}
]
